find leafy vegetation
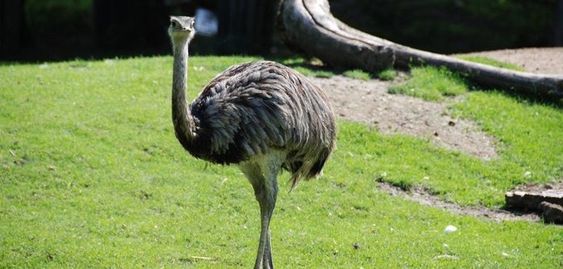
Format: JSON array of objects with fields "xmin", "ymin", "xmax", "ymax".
[{"xmin": 1, "ymin": 56, "xmax": 561, "ymax": 268}]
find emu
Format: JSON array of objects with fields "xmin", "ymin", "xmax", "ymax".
[{"xmin": 168, "ymin": 16, "xmax": 336, "ymax": 269}]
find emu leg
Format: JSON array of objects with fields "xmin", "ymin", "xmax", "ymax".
[
  {"xmin": 263, "ymin": 232, "xmax": 274, "ymax": 268},
  {"xmin": 240, "ymin": 160, "xmax": 279, "ymax": 269},
  {"xmin": 254, "ymin": 186, "xmax": 276, "ymax": 269}
]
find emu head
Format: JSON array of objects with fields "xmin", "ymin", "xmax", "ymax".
[{"xmin": 168, "ymin": 16, "xmax": 196, "ymax": 44}]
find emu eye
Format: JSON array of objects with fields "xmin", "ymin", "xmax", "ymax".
[{"xmin": 171, "ymin": 21, "xmax": 178, "ymax": 28}]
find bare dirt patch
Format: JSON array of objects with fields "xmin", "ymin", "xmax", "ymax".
[
  {"xmin": 377, "ymin": 182, "xmax": 540, "ymax": 222},
  {"xmin": 311, "ymin": 75, "xmax": 498, "ymax": 159}
]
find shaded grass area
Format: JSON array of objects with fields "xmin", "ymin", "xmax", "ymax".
[
  {"xmin": 277, "ymin": 57, "xmax": 396, "ymax": 81},
  {"xmin": 388, "ymin": 55, "xmax": 531, "ymax": 101},
  {"xmin": 1, "ymin": 56, "xmax": 562, "ymax": 268}
]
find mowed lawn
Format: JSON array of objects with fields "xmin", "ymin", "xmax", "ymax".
[{"xmin": 0, "ymin": 56, "xmax": 561, "ymax": 268}]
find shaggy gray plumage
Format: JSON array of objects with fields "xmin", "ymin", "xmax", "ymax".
[{"xmin": 168, "ymin": 16, "xmax": 336, "ymax": 269}]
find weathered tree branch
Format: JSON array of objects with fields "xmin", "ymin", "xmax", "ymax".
[{"xmin": 277, "ymin": 0, "xmax": 563, "ymax": 98}]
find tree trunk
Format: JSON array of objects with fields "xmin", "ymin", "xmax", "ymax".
[{"xmin": 277, "ymin": 0, "xmax": 563, "ymax": 98}]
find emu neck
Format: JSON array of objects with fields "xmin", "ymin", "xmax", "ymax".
[{"xmin": 172, "ymin": 39, "xmax": 196, "ymax": 141}]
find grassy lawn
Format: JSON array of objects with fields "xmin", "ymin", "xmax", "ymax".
[
  {"xmin": 385, "ymin": 59, "xmax": 562, "ymax": 205},
  {"xmin": 1, "ymin": 56, "xmax": 561, "ymax": 268}
]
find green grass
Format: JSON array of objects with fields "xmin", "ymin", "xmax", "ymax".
[
  {"xmin": 388, "ymin": 67, "xmax": 467, "ymax": 101},
  {"xmin": 457, "ymin": 55, "xmax": 525, "ymax": 71},
  {"xmin": 342, "ymin": 69, "xmax": 371, "ymax": 80},
  {"xmin": 377, "ymin": 68, "xmax": 397, "ymax": 81},
  {"xmin": 1, "ymin": 56, "xmax": 562, "ymax": 268},
  {"xmin": 453, "ymin": 92, "xmax": 563, "ymax": 185}
]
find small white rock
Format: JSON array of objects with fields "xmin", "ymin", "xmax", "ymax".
[
  {"xmin": 433, "ymin": 254, "xmax": 459, "ymax": 260},
  {"xmin": 444, "ymin": 225, "xmax": 458, "ymax": 233}
]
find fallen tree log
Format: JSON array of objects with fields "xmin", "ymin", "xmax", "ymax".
[{"xmin": 276, "ymin": 0, "xmax": 563, "ymax": 98}]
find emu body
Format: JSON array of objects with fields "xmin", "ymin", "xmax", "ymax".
[{"xmin": 169, "ymin": 16, "xmax": 336, "ymax": 269}]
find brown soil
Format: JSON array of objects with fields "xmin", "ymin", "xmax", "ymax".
[{"xmin": 311, "ymin": 75, "xmax": 498, "ymax": 160}]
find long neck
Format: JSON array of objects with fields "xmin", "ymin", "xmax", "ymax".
[{"xmin": 171, "ymin": 38, "xmax": 197, "ymax": 141}]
